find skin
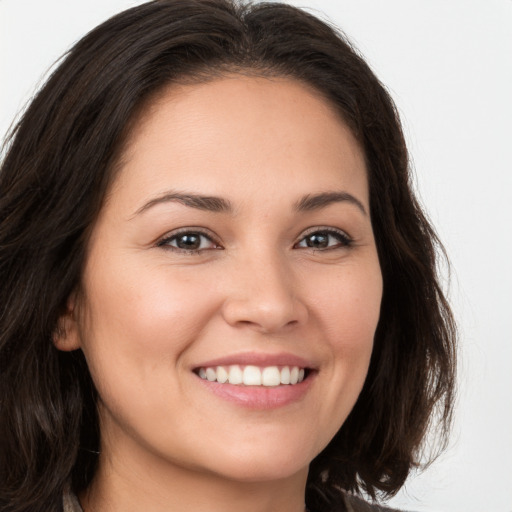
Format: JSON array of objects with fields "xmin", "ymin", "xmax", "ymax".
[{"xmin": 56, "ymin": 76, "xmax": 383, "ymax": 512}]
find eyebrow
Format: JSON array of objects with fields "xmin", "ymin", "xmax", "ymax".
[
  {"xmin": 134, "ymin": 191, "xmax": 233, "ymax": 216},
  {"xmin": 133, "ymin": 189, "xmax": 367, "ymax": 217},
  {"xmin": 295, "ymin": 191, "xmax": 367, "ymax": 216}
]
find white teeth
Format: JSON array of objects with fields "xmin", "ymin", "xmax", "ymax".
[
  {"xmin": 261, "ymin": 366, "xmax": 281, "ymax": 387},
  {"xmin": 280, "ymin": 366, "xmax": 291, "ymax": 384},
  {"xmin": 205, "ymin": 368, "xmax": 217, "ymax": 381},
  {"xmin": 216, "ymin": 366, "xmax": 228, "ymax": 383},
  {"xmin": 197, "ymin": 365, "xmax": 307, "ymax": 386},
  {"xmin": 228, "ymin": 365, "xmax": 243, "ymax": 385},
  {"xmin": 243, "ymin": 365, "xmax": 261, "ymax": 386}
]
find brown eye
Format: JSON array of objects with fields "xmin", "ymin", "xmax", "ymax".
[
  {"xmin": 176, "ymin": 233, "xmax": 202, "ymax": 250},
  {"xmin": 304, "ymin": 233, "xmax": 329, "ymax": 249},
  {"xmin": 158, "ymin": 231, "xmax": 219, "ymax": 252},
  {"xmin": 296, "ymin": 229, "xmax": 352, "ymax": 250}
]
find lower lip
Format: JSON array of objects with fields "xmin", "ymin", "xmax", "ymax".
[{"xmin": 196, "ymin": 373, "xmax": 315, "ymax": 409}]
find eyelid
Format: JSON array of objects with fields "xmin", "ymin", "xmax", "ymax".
[{"xmin": 299, "ymin": 225, "xmax": 351, "ymax": 238}]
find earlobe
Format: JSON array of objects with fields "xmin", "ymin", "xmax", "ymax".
[{"xmin": 53, "ymin": 294, "xmax": 82, "ymax": 352}]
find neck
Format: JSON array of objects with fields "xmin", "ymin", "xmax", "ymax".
[{"xmin": 80, "ymin": 437, "xmax": 309, "ymax": 512}]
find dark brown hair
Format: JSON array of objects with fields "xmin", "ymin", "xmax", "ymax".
[{"xmin": 0, "ymin": 1, "xmax": 456, "ymax": 511}]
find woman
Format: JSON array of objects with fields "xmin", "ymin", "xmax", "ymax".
[{"xmin": 0, "ymin": 1, "xmax": 456, "ymax": 511}]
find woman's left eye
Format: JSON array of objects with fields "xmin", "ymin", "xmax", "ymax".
[
  {"xmin": 157, "ymin": 231, "xmax": 219, "ymax": 252},
  {"xmin": 295, "ymin": 229, "xmax": 352, "ymax": 250}
]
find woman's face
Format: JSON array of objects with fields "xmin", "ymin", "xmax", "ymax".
[{"xmin": 62, "ymin": 76, "xmax": 382, "ymax": 483}]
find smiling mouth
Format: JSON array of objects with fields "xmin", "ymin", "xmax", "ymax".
[{"xmin": 195, "ymin": 365, "xmax": 310, "ymax": 387}]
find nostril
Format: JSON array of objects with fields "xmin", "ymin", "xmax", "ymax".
[{"xmin": 221, "ymin": 288, "xmax": 308, "ymax": 334}]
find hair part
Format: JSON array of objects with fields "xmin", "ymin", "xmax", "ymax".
[{"xmin": 0, "ymin": 1, "xmax": 456, "ymax": 511}]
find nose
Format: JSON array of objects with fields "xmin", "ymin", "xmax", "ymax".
[{"xmin": 221, "ymin": 251, "xmax": 308, "ymax": 334}]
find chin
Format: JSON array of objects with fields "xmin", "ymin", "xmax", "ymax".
[
  {"xmin": 212, "ymin": 456, "xmax": 310, "ymax": 484},
  {"xmin": 194, "ymin": 434, "xmax": 318, "ymax": 483}
]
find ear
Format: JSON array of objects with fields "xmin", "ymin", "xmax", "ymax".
[{"xmin": 53, "ymin": 292, "xmax": 82, "ymax": 352}]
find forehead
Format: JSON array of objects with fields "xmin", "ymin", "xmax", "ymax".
[{"xmin": 109, "ymin": 75, "xmax": 368, "ymax": 212}]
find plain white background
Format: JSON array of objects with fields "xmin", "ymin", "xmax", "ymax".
[{"xmin": 1, "ymin": 1, "xmax": 511, "ymax": 511}]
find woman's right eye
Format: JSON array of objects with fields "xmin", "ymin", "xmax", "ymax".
[{"xmin": 157, "ymin": 230, "xmax": 220, "ymax": 253}]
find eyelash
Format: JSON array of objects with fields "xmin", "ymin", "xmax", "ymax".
[
  {"xmin": 157, "ymin": 228, "xmax": 220, "ymax": 254},
  {"xmin": 294, "ymin": 227, "xmax": 353, "ymax": 251},
  {"xmin": 156, "ymin": 227, "xmax": 353, "ymax": 254}
]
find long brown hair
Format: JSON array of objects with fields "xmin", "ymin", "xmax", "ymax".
[{"xmin": 0, "ymin": 1, "xmax": 456, "ymax": 511}]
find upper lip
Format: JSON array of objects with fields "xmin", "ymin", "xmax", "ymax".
[{"xmin": 193, "ymin": 352, "xmax": 317, "ymax": 370}]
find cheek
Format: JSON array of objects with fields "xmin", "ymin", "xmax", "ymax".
[
  {"xmin": 310, "ymin": 261, "xmax": 382, "ymax": 402},
  {"xmin": 312, "ymin": 261, "xmax": 382, "ymax": 345},
  {"xmin": 293, "ymin": 261, "xmax": 382, "ymax": 453},
  {"xmin": 75, "ymin": 261, "xmax": 226, "ymax": 445},
  {"xmin": 77, "ymin": 258, "xmax": 222, "ymax": 380}
]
